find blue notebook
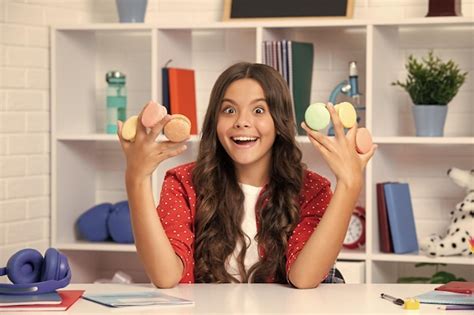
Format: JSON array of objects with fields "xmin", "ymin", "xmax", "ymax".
[
  {"xmin": 0, "ymin": 291, "xmax": 61, "ymax": 306},
  {"xmin": 415, "ymin": 290, "xmax": 474, "ymax": 306},
  {"xmin": 83, "ymin": 291, "xmax": 193, "ymax": 307},
  {"xmin": 383, "ymin": 183, "xmax": 419, "ymax": 254}
]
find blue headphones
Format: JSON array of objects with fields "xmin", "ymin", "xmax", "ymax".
[{"xmin": 0, "ymin": 248, "xmax": 71, "ymax": 295}]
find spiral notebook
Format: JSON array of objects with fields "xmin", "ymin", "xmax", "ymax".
[{"xmin": 415, "ymin": 290, "xmax": 474, "ymax": 306}]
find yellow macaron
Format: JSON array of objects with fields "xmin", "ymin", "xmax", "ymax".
[
  {"xmin": 335, "ymin": 102, "xmax": 357, "ymax": 129},
  {"xmin": 121, "ymin": 115, "xmax": 138, "ymax": 142}
]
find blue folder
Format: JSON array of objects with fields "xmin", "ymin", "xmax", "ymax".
[{"xmin": 383, "ymin": 183, "xmax": 419, "ymax": 254}]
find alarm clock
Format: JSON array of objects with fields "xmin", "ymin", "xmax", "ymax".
[{"xmin": 343, "ymin": 206, "xmax": 366, "ymax": 249}]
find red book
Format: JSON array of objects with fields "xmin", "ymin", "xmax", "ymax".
[
  {"xmin": 377, "ymin": 183, "xmax": 393, "ymax": 253},
  {"xmin": 168, "ymin": 68, "xmax": 198, "ymax": 134},
  {"xmin": 435, "ymin": 282, "xmax": 474, "ymax": 294},
  {"xmin": 0, "ymin": 290, "xmax": 84, "ymax": 312}
]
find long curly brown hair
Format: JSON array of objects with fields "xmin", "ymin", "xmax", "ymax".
[{"xmin": 192, "ymin": 62, "xmax": 304, "ymax": 283}]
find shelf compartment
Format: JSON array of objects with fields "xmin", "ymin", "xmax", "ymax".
[
  {"xmin": 53, "ymin": 29, "xmax": 152, "ymax": 135},
  {"xmin": 338, "ymin": 248, "xmax": 367, "ymax": 260},
  {"xmin": 156, "ymin": 28, "xmax": 257, "ymax": 134},
  {"xmin": 371, "ymin": 260, "xmax": 474, "ymax": 284},
  {"xmin": 371, "ymin": 144, "xmax": 474, "ymax": 255},
  {"xmin": 52, "ymin": 141, "xmax": 128, "ymax": 244},
  {"xmin": 371, "ymin": 23, "xmax": 474, "ymax": 138},
  {"xmin": 261, "ymin": 25, "xmax": 367, "ymax": 118}
]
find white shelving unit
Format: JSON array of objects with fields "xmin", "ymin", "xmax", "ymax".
[{"xmin": 51, "ymin": 17, "xmax": 474, "ymax": 284}]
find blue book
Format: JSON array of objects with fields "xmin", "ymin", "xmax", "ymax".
[
  {"xmin": 383, "ymin": 183, "xmax": 419, "ymax": 254},
  {"xmin": 162, "ymin": 67, "xmax": 171, "ymax": 114},
  {"xmin": 0, "ymin": 291, "xmax": 61, "ymax": 306}
]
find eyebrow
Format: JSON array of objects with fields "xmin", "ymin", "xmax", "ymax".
[{"xmin": 221, "ymin": 98, "xmax": 267, "ymax": 105}]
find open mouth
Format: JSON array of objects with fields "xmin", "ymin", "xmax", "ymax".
[{"xmin": 231, "ymin": 136, "xmax": 259, "ymax": 145}]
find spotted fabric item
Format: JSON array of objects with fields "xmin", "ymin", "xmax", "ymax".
[{"xmin": 156, "ymin": 162, "xmax": 337, "ymax": 284}]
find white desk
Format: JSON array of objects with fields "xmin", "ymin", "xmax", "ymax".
[{"xmin": 2, "ymin": 283, "xmax": 469, "ymax": 314}]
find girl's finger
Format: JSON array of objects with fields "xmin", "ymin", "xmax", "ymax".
[
  {"xmin": 346, "ymin": 121, "xmax": 358, "ymax": 147},
  {"xmin": 327, "ymin": 103, "xmax": 344, "ymax": 140},
  {"xmin": 308, "ymin": 135, "xmax": 330, "ymax": 157},
  {"xmin": 301, "ymin": 122, "xmax": 335, "ymax": 152},
  {"xmin": 156, "ymin": 144, "xmax": 188, "ymax": 162},
  {"xmin": 135, "ymin": 104, "xmax": 149, "ymax": 141},
  {"xmin": 360, "ymin": 144, "xmax": 378, "ymax": 165},
  {"xmin": 156, "ymin": 140, "xmax": 188, "ymax": 152},
  {"xmin": 148, "ymin": 114, "xmax": 172, "ymax": 142}
]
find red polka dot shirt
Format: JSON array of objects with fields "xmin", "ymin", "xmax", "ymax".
[{"xmin": 156, "ymin": 162, "xmax": 333, "ymax": 284}]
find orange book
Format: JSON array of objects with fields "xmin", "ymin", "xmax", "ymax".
[
  {"xmin": 168, "ymin": 68, "xmax": 198, "ymax": 134},
  {"xmin": 0, "ymin": 290, "xmax": 84, "ymax": 311}
]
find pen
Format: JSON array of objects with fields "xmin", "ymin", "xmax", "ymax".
[
  {"xmin": 380, "ymin": 293, "xmax": 405, "ymax": 306},
  {"xmin": 437, "ymin": 305, "xmax": 474, "ymax": 311}
]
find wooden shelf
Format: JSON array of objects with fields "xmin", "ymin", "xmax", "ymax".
[
  {"xmin": 371, "ymin": 253, "xmax": 474, "ymax": 265},
  {"xmin": 56, "ymin": 241, "xmax": 136, "ymax": 252}
]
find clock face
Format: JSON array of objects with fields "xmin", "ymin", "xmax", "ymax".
[{"xmin": 343, "ymin": 215, "xmax": 364, "ymax": 245}]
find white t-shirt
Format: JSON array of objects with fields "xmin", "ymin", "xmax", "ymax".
[{"xmin": 225, "ymin": 183, "xmax": 262, "ymax": 282}]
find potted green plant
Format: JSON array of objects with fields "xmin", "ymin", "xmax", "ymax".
[
  {"xmin": 397, "ymin": 263, "xmax": 466, "ymax": 284},
  {"xmin": 392, "ymin": 51, "xmax": 467, "ymax": 137}
]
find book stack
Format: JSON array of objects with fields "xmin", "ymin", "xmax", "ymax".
[
  {"xmin": 415, "ymin": 282, "xmax": 474, "ymax": 310},
  {"xmin": 0, "ymin": 290, "xmax": 83, "ymax": 312},
  {"xmin": 262, "ymin": 40, "xmax": 314, "ymax": 135},
  {"xmin": 376, "ymin": 182, "xmax": 419, "ymax": 254}
]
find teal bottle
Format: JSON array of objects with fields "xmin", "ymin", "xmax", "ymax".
[{"xmin": 106, "ymin": 71, "xmax": 127, "ymax": 134}]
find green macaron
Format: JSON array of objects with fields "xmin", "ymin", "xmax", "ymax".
[{"xmin": 304, "ymin": 103, "xmax": 330, "ymax": 131}]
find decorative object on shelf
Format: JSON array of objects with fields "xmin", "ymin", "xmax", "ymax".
[
  {"xmin": 116, "ymin": 0, "xmax": 148, "ymax": 23},
  {"xmin": 426, "ymin": 0, "xmax": 462, "ymax": 17},
  {"xmin": 304, "ymin": 102, "xmax": 373, "ymax": 154},
  {"xmin": 398, "ymin": 263, "xmax": 466, "ymax": 283},
  {"xmin": 420, "ymin": 167, "xmax": 474, "ymax": 257},
  {"xmin": 392, "ymin": 51, "xmax": 467, "ymax": 137},
  {"xmin": 328, "ymin": 61, "xmax": 365, "ymax": 136},
  {"xmin": 0, "ymin": 248, "xmax": 71, "ymax": 295},
  {"xmin": 94, "ymin": 271, "xmax": 133, "ymax": 284},
  {"xmin": 106, "ymin": 71, "xmax": 127, "ymax": 134},
  {"xmin": 76, "ymin": 201, "xmax": 134, "ymax": 244},
  {"xmin": 343, "ymin": 206, "xmax": 366, "ymax": 249},
  {"xmin": 223, "ymin": 0, "xmax": 354, "ymax": 20}
]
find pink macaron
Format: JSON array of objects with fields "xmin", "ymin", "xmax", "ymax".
[
  {"xmin": 141, "ymin": 101, "xmax": 167, "ymax": 128},
  {"xmin": 356, "ymin": 127, "xmax": 373, "ymax": 154}
]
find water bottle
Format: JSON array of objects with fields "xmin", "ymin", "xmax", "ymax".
[{"xmin": 106, "ymin": 71, "xmax": 127, "ymax": 134}]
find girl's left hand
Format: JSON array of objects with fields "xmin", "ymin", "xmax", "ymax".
[{"xmin": 301, "ymin": 103, "xmax": 377, "ymax": 189}]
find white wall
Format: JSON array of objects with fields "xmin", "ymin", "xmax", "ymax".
[{"xmin": 0, "ymin": 0, "xmax": 473, "ymax": 279}]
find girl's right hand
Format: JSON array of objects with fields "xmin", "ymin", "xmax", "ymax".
[{"xmin": 117, "ymin": 106, "xmax": 188, "ymax": 182}]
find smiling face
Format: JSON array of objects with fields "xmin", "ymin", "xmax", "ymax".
[{"xmin": 217, "ymin": 78, "xmax": 276, "ymax": 174}]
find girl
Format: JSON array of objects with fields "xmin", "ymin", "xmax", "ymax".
[{"xmin": 117, "ymin": 62, "xmax": 376, "ymax": 289}]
